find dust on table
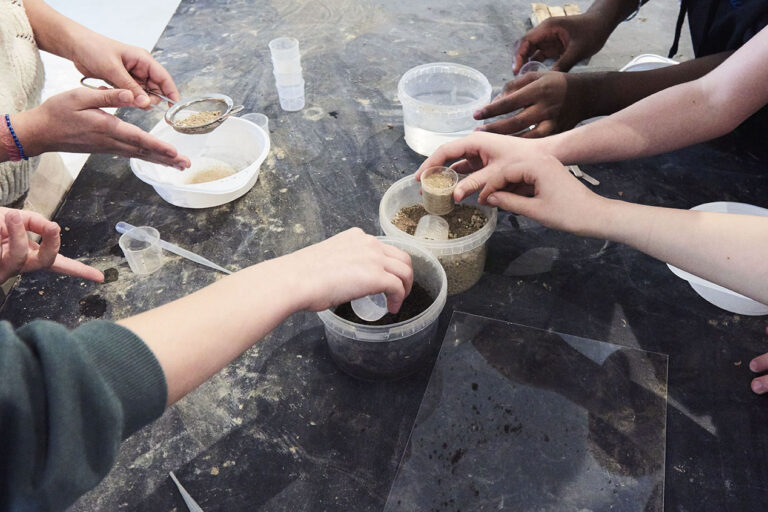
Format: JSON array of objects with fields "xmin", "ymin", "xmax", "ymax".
[{"xmin": 392, "ymin": 204, "xmax": 487, "ymax": 239}]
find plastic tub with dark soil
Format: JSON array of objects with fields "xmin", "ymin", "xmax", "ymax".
[{"xmin": 317, "ymin": 237, "xmax": 447, "ymax": 381}]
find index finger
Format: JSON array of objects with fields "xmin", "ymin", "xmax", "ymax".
[
  {"xmin": 145, "ymin": 60, "xmax": 180, "ymax": 103},
  {"xmin": 416, "ymin": 137, "xmax": 480, "ymax": 179},
  {"xmin": 50, "ymin": 254, "xmax": 105, "ymax": 282}
]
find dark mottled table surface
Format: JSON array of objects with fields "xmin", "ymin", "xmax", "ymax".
[{"xmin": 3, "ymin": 0, "xmax": 768, "ymax": 510}]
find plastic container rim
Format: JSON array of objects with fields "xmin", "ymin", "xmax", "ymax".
[{"xmin": 397, "ymin": 62, "xmax": 492, "ymax": 111}]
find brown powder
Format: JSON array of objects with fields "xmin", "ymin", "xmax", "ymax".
[
  {"xmin": 423, "ymin": 173, "xmax": 455, "ymax": 189},
  {"xmin": 392, "ymin": 204, "xmax": 487, "ymax": 239},
  {"xmin": 392, "ymin": 204, "xmax": 489, "ymax": 295},
  {"xmin": 187, "ymin": 165, "xmax": 237, "ymax": 184},
  {"xmin": 176, "ymin": 110, "xmax": 221, "ymax": 127}
]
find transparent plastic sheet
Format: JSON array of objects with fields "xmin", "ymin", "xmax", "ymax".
[{"xmin": 385, "ymin": 312, "xmax": 668, "ymax": 511}]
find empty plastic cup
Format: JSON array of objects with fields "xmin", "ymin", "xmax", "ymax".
[
  {"xmin": 269, "ymin": 37, "xmax": 302, "ymax": 74},
  {"xmin": 276, "ymin": 79, "xmax": 305, "ymax": 111},
  {"xmin": 351, "ymin": 293, "xmax": 388, "ymax": 322},
  {"xmin": 242, "ymin": 113, "xmax": 269, "ymax": 141},
  {"xmin": 119, "ymin": 226, "xmax": 164, "ymax": 275},
  {"xmin": 414, "ymin": 215, "xmax": 450, "ymax": 241},
  {"xmin": 518, "ymin": 60, "xmax": 549, "ymax": 75},
  {"xmin": 421, "ymin": 166, "xmax": 458, "ymax": 215}
]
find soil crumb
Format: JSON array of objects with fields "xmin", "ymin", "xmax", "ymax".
[
  {"xmin": 79, "ymin": 294, "xmax": 107, "ymax": 318},
  {"xmin": 102, "ymin": 268, "xmax": 119, "ymax": 283},
  {"xmin": 334, "ymin": 281, "xmax": 434, "ymax": 325},
  {"xmin": 392, "ymin": 204, "xmax": 487, "ymax": 239}
]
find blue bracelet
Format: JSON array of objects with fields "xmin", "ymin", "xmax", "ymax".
[{"xmin": 4, "ymin": 114, "xmax": 28, "ymax": 161}]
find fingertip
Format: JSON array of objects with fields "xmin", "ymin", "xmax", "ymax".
[
  {"xmin": 752, "ymin": 379, "xmax": 765, "ymax": 394},
  {"xmin": 474, "ymin": 125, "xmax": 487, "ymax": 132},
  {"xmin": 135, "ymin": 94, "xmax": 151, "ymax": 108},
  {"xmin": 118, "ymin": 90, "xmax": 134, "ymax": 104},
  {"xmin": 486, "ymin": 194, "xmax": 499, "ymax": 206},
  {"xmin": 8, "ymin": 210, "xmax": 21, "ymax": 224},
  {"xmin": 750, "ymin": 359, "xmax": 760, "ymax": 372}
]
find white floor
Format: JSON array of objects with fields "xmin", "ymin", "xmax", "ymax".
[{"xmin": 40, "ymin": 0, "xmax": 181, "ymax": 179}]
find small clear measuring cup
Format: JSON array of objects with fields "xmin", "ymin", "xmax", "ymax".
[{"xmin": 351, "ymin": 293, "xmax": 388, "ymax": 322}]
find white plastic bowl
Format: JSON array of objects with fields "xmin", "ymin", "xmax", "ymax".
[
  {"xmin": 619, "ymin": 54, "xmax": 679, "ymax": 72},
  {"xmin": 129, "ymin": 117, "xmax": 270, "ymax": 208},
  {"xmin": 667, "ymin": 201, "xmax": 768, "ymax": 316}
]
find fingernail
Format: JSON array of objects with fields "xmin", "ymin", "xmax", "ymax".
[
  {"xmin": 118, "ymin": 90, "xmax": 133, "ymax": 103},
  {"xmin": 175, "ymin": 164, "xmax": 186, "ymax": 171},
  {"xmin": 487, "ymin": 194, "xmax": 499, "ymax": 205},
  {"xmin": 137, "ymin": 94, "xmax": 150, "ymax": 106},
  {"xmin": 752, "ymin": 380, "xmax": 764, "ymax": 393},
  {"xmin": 475, "ymin": 125, "xmax": 486, "ymax": 132},
  {"xmin": 473, "ymin": 110, "xmax": 483, "ymax": 119},
  {"xmin": 750, "ymin": 360, "xmax": 759, "ymax": 372}
]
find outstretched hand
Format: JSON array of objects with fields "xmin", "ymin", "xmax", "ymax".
[
  {"xmin": 11, "ymin": 88, "xmax": 190, "ymax": 169},
  {"xmin": 0, "ymin": 208, "xmax": 104, "ymax": 283},
  {"xmin": 284, "ymin": 228, "xmax": 414, "ymax": 314},
  {"xmin": 474, "ymin": 71, "xmax": 588, "ymax": 137},
  {"xmin": 514, "ymin": 14, "xmax": 610, "ymax": 73}
]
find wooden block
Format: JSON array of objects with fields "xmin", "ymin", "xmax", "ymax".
[
  {"xmin": 531, "ymin": 3, "xmax": 550, "ymax": 26},
  {"xmin": 548, "ymin": 6, "xmax": 566, "ymax": 17},
  {"xmin": 563, "ymin": 3, "xmax": 582, "ymax": 16}
]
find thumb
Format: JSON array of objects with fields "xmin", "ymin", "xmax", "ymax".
[
  {"xmin": 107, "ymin": 67, "xmax": 151, "ymax": 108},
  {"xmin": 486, "ymin": 191, "xmax": 536, "ymax": 216},
  {"xmin": 552, "ymin": 45, "xmax": 581, "ymax": 72},
  {"xmin": 79, "ymin": 88, "xmax": 135, "ymax": 109}
]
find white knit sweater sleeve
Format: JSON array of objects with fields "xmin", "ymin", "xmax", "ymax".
[{"xmin": 0, "ymin": 0, "xmax": 46, "ymax": 206}]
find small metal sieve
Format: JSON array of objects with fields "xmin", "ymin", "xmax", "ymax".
[{"xmin": 80, "ymin": 77, "xmax": 244, "ymax": 135}]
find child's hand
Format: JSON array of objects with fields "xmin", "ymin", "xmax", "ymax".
[
  {"xmin": 0, "ymin": 208, "xmax": 104, "ymax": 283},
  {"xmin": 282, "ymin": 228, "xmax": 413, "ymax": 313}
]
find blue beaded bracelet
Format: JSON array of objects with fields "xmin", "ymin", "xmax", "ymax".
[{"xmin": 4, "ymin": 114, "xmax": 28, "ymax": 161}]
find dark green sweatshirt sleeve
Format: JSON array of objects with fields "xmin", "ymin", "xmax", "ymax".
[{"xmin": 0, "ymin": 319, "xmax": 167, "ymax": 512}]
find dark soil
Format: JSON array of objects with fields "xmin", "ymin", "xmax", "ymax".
[
  {"xmin": 392, "ymin": 204, "xmax": 487, "ymax": 239},
  {"xmin": 102, "ymin": 268, "xmax": 119, "ymax": 283},
  {"xmin": 79, "ymin": 294, "xmax": 107, "ymax": 318},
  {"xmin": 334, "ymin": 281, "xmax": 435, "ymax": 325}
]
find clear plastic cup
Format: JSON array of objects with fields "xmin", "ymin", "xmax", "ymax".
[
  {"xmin": 421, "ymin": 166, "xmax": 458, "ymax": 215},
  {"xmin": 119, "ymin": 226, "xmax": 164, "ymax": 275},
  {"xmin": 269, "ymin": 37, "xmax": 300, "ymax": 60},
  {"xmin": 276, "ymin": 79, "xmax": 305, "ymax": 111},
  {"xmin": 272, "ymin": 59, "xmax": 303, "ymax": 74},
  {"xmin": 273, "ymin": 70, "xmax": 304, "ymax": 86},
  {"xmin": 518, "ymin": 60, "xmax": 549, "ymax": 75},
  {"xmin": 414, "ymin": 214, "xmax": 449, "ymax": 240},
  {"xmin": 351, "ymin": 293, "xmax": 388, "ymax": 321}
]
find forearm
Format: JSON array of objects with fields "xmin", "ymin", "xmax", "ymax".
[
  {"xmin": 596, "ymin": 200, "xmax": 768, "ymax": 304},
  {"xmin": 584, "ymin": 0, "xmax": 649, "ymax": 30},
  {"xmin": 541, "ymin": 27, "xmax": 768, "ymax": 163},
  {"xmin": 578, "ymin": 52, "xmax": 731, "ymax": 119},
  {"xmin": 118, "ymin": 256, "xmax": 309, "ymax": 406},
  {"xmin": 22, "ymin": 0, "xmax": 93, "ymax": 59}
]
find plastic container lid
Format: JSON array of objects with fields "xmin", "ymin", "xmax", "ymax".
[{"xmin": 414, "ymin": 214, "xmax": 450, "ymax": 240}]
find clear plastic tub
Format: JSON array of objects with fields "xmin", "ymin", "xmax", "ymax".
[
  {"xmin": 397, "ymin": 62, "xmax": 492, "ymax": 156},
  {"xmin": 276, "ymin": 79, "xmax": 305, "ymax": 111},
  {"xmin": 380, "ymin": 176, "xmax": 497, "ymax": 295},
  {"xmin": 317, "ymin": 237, "xmax": 448, "ymax": 381}
]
